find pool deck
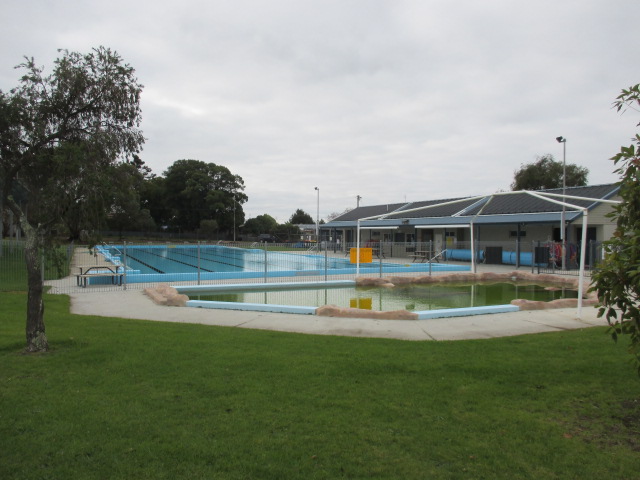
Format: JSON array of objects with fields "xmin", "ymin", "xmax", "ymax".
[{"xmin": 68, "ymin": 263, "xmax": 607, "ymax": 341}]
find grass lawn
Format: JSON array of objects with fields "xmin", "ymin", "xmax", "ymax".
[
  {"xmin": 1, "ymin": 292, "xmax": 639, "ymax": 479},
  {"xmin": 1, "ymin": 242, "xmax": 70, "ymax": 292}
]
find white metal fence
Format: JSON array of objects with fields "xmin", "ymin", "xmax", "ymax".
[{"xmin": 1, "ymin": 239, "xmax": 603, "ymax": 294}]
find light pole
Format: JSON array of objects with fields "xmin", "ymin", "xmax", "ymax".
[
  {"xmin": 233, "ymin": 195, "xmax": 236, "ymax": 242},
  {"xmin": 556, "ymin": 136, "xmax": 567, "ymax": 270},
  {"xmin": 314, "ymin": 187, "xmax": 320, "ymax": 243}
]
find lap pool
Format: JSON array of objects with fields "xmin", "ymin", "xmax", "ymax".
[{"xmin": 94, "ymin": 244, "xmax": 469, "ymax": 284}]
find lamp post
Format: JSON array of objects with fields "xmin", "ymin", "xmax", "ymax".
[
  {"xmin": 233, "ymin": 195, "xmax": 236, "ymax": 242},
  {"xmin": 556, "ymin": 136, "xmax": 567, "ymax": 270},
  {"xmin": 314, "ymin": 187, "xmax": 320, "ymax": 243}
]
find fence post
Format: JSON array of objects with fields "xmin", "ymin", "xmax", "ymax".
[
  {"xmin": 264, "ymin": 243, "xmax": 268, "ymax": 283},
  {"xmin": 379, "ymin": 253, "xmax": 383, "ymax": 278},
  {"xmin": 325, "ymin": 248, "xmax": 328, "ymax": 282},
  {"xmin": 123, "ymin": 241, "xmax": 127, "ymax": 290},
  {"xmin": 531, "ymin": 241, "xmax": 535, "ymax": 274},
  {"xmin": 197, "ymin": 241, "xmax": 201, "ymax": 286}
]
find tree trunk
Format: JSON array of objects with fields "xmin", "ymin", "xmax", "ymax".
[{"xmin": 23, "ymin": 223, "xmax": 48, "ymax": 352}]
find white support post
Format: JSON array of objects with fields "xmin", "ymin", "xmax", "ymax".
[
  {"xmin": 470, "ymin": 221, "xmax": 476, "ymax": 273},
  {"xmin": 356, "ymin": 220, "xmax": 361, "ymax": 276},
  {"xmin": 577, "ymin": 210, "xmax": 588, "ymax": 319}
]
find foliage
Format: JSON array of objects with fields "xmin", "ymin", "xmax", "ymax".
[
  {"xmin": 106, "ymin": 161, "xmax": 157, "ymax": 236},
  {"xmin": 289, "ymin": 208, "xmax": 313, "ymax": 224},
  {"xmin": 161, "ymin": 159, "xmax": 246, "ymax": 232},
  {"xmin": 199, "ymin": 218, "xmax": 219, "ymax": 238},
  {"xmin": 243, "ymin": 213, "xmax": 278, "ymax": 235},
  {"xmin": 140, "ymin": 175, "xmax": 172, "ymax": 227},
  {"xmin": 274, "ymin": 221, "xmax": 301, "ymax": 241},
  {"xmin": 592, "ymin": 83, "xmax": 640, "ymax": 375},
  {"xmin": 511, "ymin": 154, "xmax": 589, "ymax": 190},
  {"xmin": 0, "ymin": 46, "xmax": 144, "ymax": 351}
]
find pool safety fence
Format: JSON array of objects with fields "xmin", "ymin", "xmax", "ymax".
[
  {"xmin": 532, "ymin": 240, "xmax": 603, "ymax": 276},
  {"xmin": 0, "ymin": 239, "xmax": 604, "ymax": 294},
  {"xmin": 1, "ymin": 239, "xmax": 75, "ymax": 292}
]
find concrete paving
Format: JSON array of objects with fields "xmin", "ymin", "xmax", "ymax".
[
  {"xmin": 61, "ymin": 258, "xmax": 607, "ymax": 341},
  {"xmin": 69, "ymin": 287, "xmax": 607, "ymax": 341}
]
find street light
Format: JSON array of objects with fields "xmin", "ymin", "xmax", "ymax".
[
  {"xmin": 314, "ymin": 187, "xmax": 320, "ymax": 243},
  {"xmin": 556, "ymin": 136, "xmax": 567, "ymax": 270}
]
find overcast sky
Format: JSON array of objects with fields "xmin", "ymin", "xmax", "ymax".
[{"xmin": 2, "ymin": 1, "xmax": 638, "ymax": 223}]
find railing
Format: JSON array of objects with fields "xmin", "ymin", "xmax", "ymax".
[
  {"xmin": 533, "ymin": 240, "xmax": 603, "ymax": 276},
  {"xmin": 0, "ymin": 238, "xmax": 606, "ymax": 294}
]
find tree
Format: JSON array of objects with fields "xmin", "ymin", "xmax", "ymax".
[
  {"xmin": 591, "ymin": 83, "xmax": 640, "ymax": 375},
  {"xmin": 162, "ymin": 159, "xmax": 246, "ymax": 233},
  {"xmin": 106, "ymin": 161, "xmax": 157, "ymax": 237},
  {"xmin": 289, "ymin": 208, "xmax": 314, "ymax": 224},
  {"xmin": 0, "ymin": 47, "xmax": 144, "ymax": 352},
  {"xmin": 140, "ymin": 175, "xmax": 172, "ymax": 228},
  {"xmin": 511, "ymin": 154, "xmax": 589, "ymax": 191},
  {"xmin": 199, "ymin": 219, "xmax": 219, "ymax": 239},
  {"xmin": 243, "ymin": 214, "xmax": 278, "ymax": 236},
  {"xmin": 274, "ymin": 222, "xmax": 301, "ymax": 241},
  {"xmin": 326, "ymin": 208, "xmax": 353, "ymax": 222}
]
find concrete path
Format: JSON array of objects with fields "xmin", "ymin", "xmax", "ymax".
[{"xmin": 69, "ymin": 288, "xmax": 607, "ymax": 341}]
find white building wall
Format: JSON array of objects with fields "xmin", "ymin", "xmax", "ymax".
[
  {"xmin": 585, "ymin": 199, "xmax": 618, "ymax": 242},
  {"xmin": 476, "ymin": 224, "xmax": 553, "ymax": 243}
]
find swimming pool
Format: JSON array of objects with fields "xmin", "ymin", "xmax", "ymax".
[
  {"xmin": 95, "ymin": 244, "xmax": 469, "ymax": 284},
  {"xmin": 177, "ymin": 280, "xmax": 525, "ymax": 319},
  {"xmin": 184, "ymin": 281, "xmax": 579, "ymax": 310}
]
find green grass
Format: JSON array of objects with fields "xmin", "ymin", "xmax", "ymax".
[
  {"xmin": 1, "ymin": 292, "xmax": 639, "ymax": 479},
  {"xmin": 0, "ymin": 243, "xmax": 71, "ymax": 291}
]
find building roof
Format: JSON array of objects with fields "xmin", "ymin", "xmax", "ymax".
[
  {"xmin": 325, "ymin": 184, "xmax": 619, "ymax": 227},
  {"xmin": 327, "ymin": 202, "xmax": 408, "ymax": 222}
]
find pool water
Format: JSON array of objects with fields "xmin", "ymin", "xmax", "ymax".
[
  {"xmin": 105, "ymin": 244, "xmax": 408, "ymax": 273},
  {"xmin": 186, "ymin": 282, "xmax": 580, "ymax": 312},
  {"xmin": 96, "ymin": 244, "xmax": 469, "ymax": 283}
]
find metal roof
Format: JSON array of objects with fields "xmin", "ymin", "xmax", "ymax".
[
  {"xmin": 328, "ymin": 202, "xmax": 407, "ymax": 221},
  {"xmin": 325, "ymin": 184, "xmax": 619, "ymax": 227}
]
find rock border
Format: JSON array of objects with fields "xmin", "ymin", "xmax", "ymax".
[
  {"xmin": 360, "ymin": 271, "xmax": 597, "ymax": 308},
  {"xmin": 144, "ymin": 283, "xmax": 189, "ymax": 307},
  {"xmin": 317, "ymin": 271, "xmax": 598, "ymax": 319},
  {"xmin": 145, "ymin": 272, "xmax": 599, "ymax": 320}
]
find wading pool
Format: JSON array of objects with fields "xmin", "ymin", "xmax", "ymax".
[{"xmin": 176, "ymin": 280, "xmax": 581, "ymax": 319}]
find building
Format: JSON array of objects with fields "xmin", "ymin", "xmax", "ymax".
[{"xmin": 322, "ymin": 184, "xmax": 620, "ymax": 260}]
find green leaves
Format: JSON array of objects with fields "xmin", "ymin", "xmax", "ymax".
[
  {"xmin": 1, "ymin": 47, "xmax": 148, "ymax": 350},
  {"xmin": 161, "ymin": 159, "xmax": 246, "ymax": 232},
  {"xmin": 593, "ymin": 82, "xmax": 640, "ymax": 377},
  {"xmin": 511, "ymin": 154, "xmax": 589, "ymax": 191}
]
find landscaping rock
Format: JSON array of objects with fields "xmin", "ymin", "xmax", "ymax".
[
  {"xmin": 144, "ymin": 283, "xmax": 189, "ymax": 307},
  {"xmin": 316, "ymin": 304, "xmax": 418, "ymax": 320}
]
